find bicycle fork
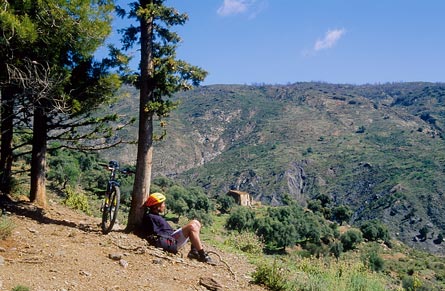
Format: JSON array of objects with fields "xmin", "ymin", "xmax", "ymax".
[{"xmin": 100, "ymin": 189, "xmax": 117, "ymax": 212}]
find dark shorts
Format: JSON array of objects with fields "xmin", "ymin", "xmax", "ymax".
[{"xmin": 152, "ymin": 229, "xmax": 189, "ymax": 253}]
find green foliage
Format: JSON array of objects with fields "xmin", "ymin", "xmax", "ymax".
[
  {"xmin": 0, "ymin": 216, "xmax": 14, "ymax": 240},
  {"xmin": 292, "ymin": 257, "xmax": 388, "ymax": 291},
  {"xmin": 189, "ymin": 186, "xmax": 212, "ymax": 212},
  {"xmin": 224, "ymin": 204, "xmax": 338, "ymax": 254},
  {"xmin": 47, "ymin": 149, "xmax": 136, "ymax": 208},
  {"xmin": 47, "ymin": 149, "xmax": 83, "ymax": 189},
  {"xmin": 11, "ymin": 286, "xmax": 30, "ymax": 291},
  {"xmin": 186, "ymin": 209, "xmax": 213, "ymax": 226},
  {"xmin": 224, "ymin": 231, "xmax": 264, "ymax": 254},
  {"xmin": 168, "ymin": 186, "xmax": 196, "ymax": 215},
  {"xmin": 167, "ymin": 186, "xmax": 186, "ymax": 210},
  {"xmin": 419, "ymin": 226, "xmax": 429, "ymax": 241},
  {"xmin": 402, "ymin": 274, "xmax": 423, "ymax": 291},
  {"xmin": 152, "ymin": 176, "xmax": 174, "ymax": 191},
  {"xmin": 252, "ymin": 260, "xmax": 290, "ymax": 291},
  {"xmin": 200, "ymin": 202, "xmax": 445, "ymax": 290},
  {"xmin": 255, "ymin": 206, "xmax": 303, "ymax": 250},
  {"xmin": 340, "ymin": 229, "xmax": 363, "ymax": 251},
  {"xmin": 226, "ymin": 206, "xmax": 256, "ymax": 232},
  {"xmin": 0, "ymin": 0, "xmax": 128, "ymax": 209},
  {"xmin": 307, "ymin": 199, "xmax": 324, "ymax": 213},
  {"xmin": 152, "ymin": 183, "xmax": 214, "ymax": 224},
  {"xmin": 331, "ymin": 205, "xmax": 353, "ymax": 224},
  {"xmin": 360, "ymin": 220, "xmax": 391, "ymax": 244},
  {"xmin": 329, "ymin": 241, "xmax": 344, "ymax": 260},
  {"xmin": 117, "ymin": 1, "xmax": 207, "ymax": 110},
  {"xmin": 1, "ymin": 0, "xmax": 120, "ymax": 116},
  {"xmin": 308, "ymin": 194, "xmax": 334, "ymax": 219},
  {"xmin": 363, "ymin": 249, "xmax": 385, "ymax": 272},
  {"xmin": 216, "ymin": 194, "xmax": 236, "ymax": 214},
  {"xmin": 254, "ymin": 205, "xmax": 337, "ymax": 252},
  {"xmin": 63, "ymin": 186, "xmax": 91, "ymax": 215}
]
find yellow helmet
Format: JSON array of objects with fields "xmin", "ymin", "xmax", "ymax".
[{"xmin": 145, "ymin": 192, "xmax": 166, "ymax": 207}]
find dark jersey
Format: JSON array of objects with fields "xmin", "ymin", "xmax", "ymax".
[{"xmin": 144, "ymin": 212, "xmax": 174, "ymax": 237}]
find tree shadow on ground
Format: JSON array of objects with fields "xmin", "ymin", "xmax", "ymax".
[{"xmin": 0, "ymin": 194, "xmax": 99, "ymax": 233}]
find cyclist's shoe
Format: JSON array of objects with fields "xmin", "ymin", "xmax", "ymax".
[
  {"xmin": 187, "ymin": 249, "xmax": 200, "ymax": 260},
  {"xmin": 198, "ymin": 252, "xmax": 216, "ymax": 265},
  {"xmin": 188, "ymin": 249, "xmax": 216, "ymax": 265}
]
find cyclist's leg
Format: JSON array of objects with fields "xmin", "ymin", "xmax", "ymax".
[{"xmin": 179, "ymin": 220, "xmax": 203, "ymax": 251}]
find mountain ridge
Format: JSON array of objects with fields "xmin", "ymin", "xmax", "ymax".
[{"xmin": 101, "ymin": 82, "xmax": 445, "ymax": 254}]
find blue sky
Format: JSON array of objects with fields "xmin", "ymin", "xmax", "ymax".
[{"xmin": 105, "ymin": 0, "xmax": 445, "ymax": 85}]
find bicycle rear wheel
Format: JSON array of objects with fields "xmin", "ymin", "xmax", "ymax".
[{"xmin": 101, "ymin": 185, "xmax": 120, "ymax": 234}]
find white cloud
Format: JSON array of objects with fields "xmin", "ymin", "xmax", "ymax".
[
  {"xmin": 217, "ymin": 0, "xmax": 248, "ymax": 16},
  {"xmin": 314, "ymin": 28, "xmax": 346, "ymax": 51},
  {"xmin": 217, "ymin": 0, "xmax": 265, "ymax": 18}
]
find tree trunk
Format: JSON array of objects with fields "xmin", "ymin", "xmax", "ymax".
[
  {"xmin": 126, "ymin": 0, "xmax": 154, "ymax": 231},
  {"xmin": 0, "ymin": 86, "xmax": 15, "ymax": 195},
  {"xmin": 29, "ymin": 104, "xmax": 48, "ymax": 208}
]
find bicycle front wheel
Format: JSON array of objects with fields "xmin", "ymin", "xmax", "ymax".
[{"xmin": 101, "ymin": 185, "xmax": 120, "ymax": 234}]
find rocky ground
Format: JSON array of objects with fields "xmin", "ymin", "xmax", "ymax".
[{"xmin": 0, "ymin": 198, "xmax": 267, "ymax": 291}]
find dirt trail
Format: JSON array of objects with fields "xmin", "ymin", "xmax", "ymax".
[{"xmin": 0, "ymin": 199, "xmax": 266, "ymax": 291}]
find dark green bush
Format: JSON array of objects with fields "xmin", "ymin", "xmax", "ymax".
[
  {"xmin": 360, "ymin": 219, "xmax": 391, "ymax": 244},
  {"xmin": 340, "ymin": 228, "xmax": 363, "ymax": 251},
  {"xmin": 365, "ymin": 250, "xmax": 385, "ymax": 272},
  {"xmin": 331, "ymin": 205, "xmax": 352, "ymax": 224},
  {"xmin": 216, "ymin": 194, "xmax": 235, "ymax": 214},
  {"xmin": 329, "ymin": 241, "xmax": 343, "ymax": 259},
  {"xmin": 226, "ymin": 206, "xmax": 256, "ymax": 232}
]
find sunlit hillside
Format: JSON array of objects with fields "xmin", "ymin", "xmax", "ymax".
[{"xmin": 100, "ymin": 82, "xmax": 445, "ymax": 255}]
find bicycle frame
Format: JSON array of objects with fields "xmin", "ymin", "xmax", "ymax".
[
  {"xmin": 105, "ymin": 164, "xmax": 120, "ymax": 198},
  {"xmin": 101, "ymin": 160, "xmax": 122, "ymax": 234},
  {"xmin": 100, "ymin": 160, "xmax": 133, "ymax": 234}
]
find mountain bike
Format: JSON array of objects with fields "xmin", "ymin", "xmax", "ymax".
[{"xmin": 99, "ymin": 160, "xmax": 134, "ymax": 234}]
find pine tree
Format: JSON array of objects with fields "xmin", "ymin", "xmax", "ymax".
[
  {"xmin": 116, "ymin": 0, "xmax": 207, "ymax": 230},
  {"xmin": 0, "ymin": 0, "xmax": 126, "ymax": 206}
]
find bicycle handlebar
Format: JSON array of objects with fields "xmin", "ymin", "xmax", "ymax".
[
  {"xmin": 99, "ymin": 161, "xmax": 135, "ymax": 175},
  {"xmin": 120, "ymin": 168, "xmax": 136, "ymax": 175}
]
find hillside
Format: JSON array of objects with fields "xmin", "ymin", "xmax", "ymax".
[
  {"xmin": 100, "ymin": 82, "xmax": 445, "ymax": 255},
  {"xmin": 0, "ymin": 196, "xmax": 266, "ymax": 291}
]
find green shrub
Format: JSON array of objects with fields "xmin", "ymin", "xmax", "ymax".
[
  {"xmin": 166, "ymin": 185, "xmax": 213, "ymax": 219},
  {"xmin": 402, "ymin": 274, "xmax": 423, "ymax": 291},
  {"xmin": 12, "ymin": 286, "xmax": 30, "ymax": 291},
  {"xmin": 329, "ymin": 241, "xmax": 344, "ymax": 259},
  {"xmin": 216, "ymin": 194, "xmax": 236, "ymax": 214},
  {"xmin": 360, "ymin": 220, "xmax": 391, "ymax": 244},
  {"xmin": 340, "ymin": 228, "xmax": 363, "ymax": 251},
  {"xmin": 225, "ymin": 206, "xmax": 256, "ymax": 232},
  {"xmin": 186, "ymin": 209, "xmax": 213, "ymax": 226},
  {"xmin": 292, "ymin": 257, "xmax": 388, "ymax": 291},
  {"xmin": 0, "ymin": 216, "xmax": 14, "ymax": 240},
  {"xmin": 331, "ymin": 205, "xmax": 353, "ymax": 224},
  {"xmin": 225, "ymin": 231, "xmax": 264, "ymax": 254},
  {"xmin": 63, "ymin": 186, "xmax": 91, "ymax": 215},
  {"xmin": 364, "ymin": 250, "xmax": 385, "ymax": 272},
  {"xmin": 252, "ymin": 260, "xmax": 290, "ymax": 291}
]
